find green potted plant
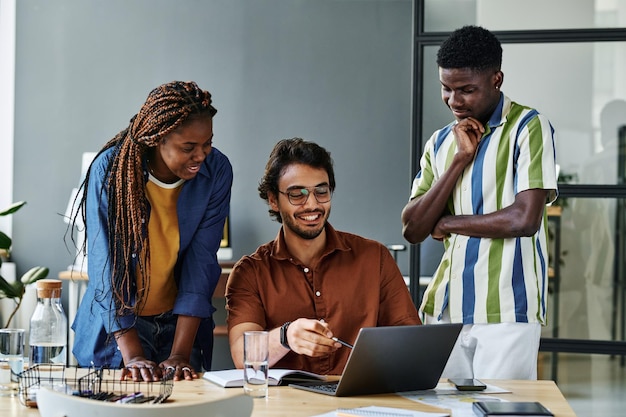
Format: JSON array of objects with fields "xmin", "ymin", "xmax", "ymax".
[{"xmin": 0, "ymin": 201, "xmax": 49, "ymax": 328}]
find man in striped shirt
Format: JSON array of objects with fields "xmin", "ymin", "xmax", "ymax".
[{"xmin": 401, "ymin": 26, "xmax": 558, "ymax": 380}]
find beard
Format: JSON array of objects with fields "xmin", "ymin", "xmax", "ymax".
[{"xmin": 282, "ymin": 208, "xmax": 330, "ymax": 240}]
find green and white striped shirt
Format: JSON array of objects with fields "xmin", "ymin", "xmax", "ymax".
[{"xmin": 410, "ymin": 94, "xmax": 558, "ymax": 325}]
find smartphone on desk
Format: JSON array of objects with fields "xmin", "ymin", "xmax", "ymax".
[{"xmin": 449, "ymin": 378, "xmax": 486, "ymax": 391}]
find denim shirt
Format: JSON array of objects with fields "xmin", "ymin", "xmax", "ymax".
[{"xmin": 72, "ymin": 146, "xmax": 232, "ymax": 368}]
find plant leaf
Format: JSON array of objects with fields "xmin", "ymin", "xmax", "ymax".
[
  {"xmin": 0, "ymin": 201, "xmax": 27, "ymax": 217},
  {"xmin": 0, "ymin": 230, "xmax": 12, "ymax": 250},
  {"xmin": 0, "ymin": 275, "xmax": 10, "ymax": 298},
  {"xmin": 21, "ymin": 266, "xmax": 49, "ymax": 285},
  {"xmin": 0, "ymin": 274, "xmax": 21, "ymax": 298}
]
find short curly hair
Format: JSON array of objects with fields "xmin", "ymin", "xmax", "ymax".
[
  {"xmin": 258, "ymin": 138, "xmax": 336, "ymax": 223},
  {"xmin": 437, "ymin": 25, "xmax": 502, "ymax": 72}
]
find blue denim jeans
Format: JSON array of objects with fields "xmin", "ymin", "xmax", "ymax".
[{"xmin": 135, "ymin": 311, "xmax": 204, "ymax": 372}]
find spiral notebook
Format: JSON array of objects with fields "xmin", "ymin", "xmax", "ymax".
[{"xmin": 289, "ymin": 323, "xmax": 462, "ymax": 397}]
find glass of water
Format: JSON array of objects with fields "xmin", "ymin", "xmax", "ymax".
[
  {"xmin": 0, "ymin": 328, "xmax": 25, "ymax": 397},
  {"xmin": 243, "ymin": 330, "xmax": 269, "ymax": 398}
]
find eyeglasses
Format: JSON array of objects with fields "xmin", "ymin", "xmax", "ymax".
[{"xmin": 277, "ymin": 185, "xmax": 332, "ymax": 206}]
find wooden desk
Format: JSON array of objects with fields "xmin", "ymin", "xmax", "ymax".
[
  {"xmin": 213, "ymin": 262, "xmax": 234, "ymax": 337},
  {"xmin": 0, "ymin": 378, "xmax": 577, "ymax": 416}
]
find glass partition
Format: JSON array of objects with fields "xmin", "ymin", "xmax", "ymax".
[
  {"xmin": 421, "ymin": 42, "xmax": 626, "ymax": 186},
  {"xmin": 419, "ymin": 37, "xmax": 626, "ymax": 342},
  {"xmin": 413, "ymin": 0, "xmax": 626, "ymax": 409},
  {"xmin": 547, "ymin": 197, "xmax": 626, "ymax": 344},
  {"xmin": 424, "ymin": 0, "xmax": 626, "ymax": 32}
]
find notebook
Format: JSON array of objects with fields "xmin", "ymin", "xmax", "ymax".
[
  {"xmin": 203, "ymin": 368, "xmax": 325, "ymax": 387},
  {"xmin": 289, "ymin": 323, "xmax": 462, "ymax": 397}
]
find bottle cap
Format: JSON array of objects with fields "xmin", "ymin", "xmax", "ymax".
[{"xmin": 36, "ymin": 279, "xmax": 63, "ymax": 298}]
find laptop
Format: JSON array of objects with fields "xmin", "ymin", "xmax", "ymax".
[{"xmin": 289, "ymin": 323, "xmax": 462, "ymax": 397}]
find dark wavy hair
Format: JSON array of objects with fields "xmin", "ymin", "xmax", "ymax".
[
  {"xmin": 72, "ymin": 81, "xmax": 216, "ymax": 317},
  {"xmin": 258, "ymin": 138, "xmax": 335, "ymax": 223},
  {"xmin": 437, "ymin": 25, "xmax": 502, "ymax": 72}
]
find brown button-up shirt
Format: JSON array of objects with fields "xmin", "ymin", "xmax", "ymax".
[{"xmin": 226, "ymin": 223, "xmax": 420, "ymax": 375}]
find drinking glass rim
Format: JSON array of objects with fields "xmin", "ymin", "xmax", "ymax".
[{"xmin": 0, "ymin": 328, "xmax": 25, "ymax": 334}]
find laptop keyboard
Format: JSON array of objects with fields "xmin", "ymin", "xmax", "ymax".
[{"xmin": 305, "ymin": 382, "xmax": 339, "ymax": 394}]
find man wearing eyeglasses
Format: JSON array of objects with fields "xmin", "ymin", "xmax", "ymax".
[{"xmin": 225, "ymin": 138, "xmax": 420, "ymax": 375}]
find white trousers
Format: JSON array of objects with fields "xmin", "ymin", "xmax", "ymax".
[{"xmin": 424, "ymin": 311, "xmax": 541, "ymax": 380}]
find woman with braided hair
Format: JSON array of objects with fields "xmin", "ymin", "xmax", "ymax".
[{"xmin": 71, "ymin": 81, "xmax": 232, "ymax": 381}]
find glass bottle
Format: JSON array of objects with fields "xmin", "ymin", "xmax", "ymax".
[{"xmin": 28, "ymin": 279, "xmax": 67, "ymax": 365}]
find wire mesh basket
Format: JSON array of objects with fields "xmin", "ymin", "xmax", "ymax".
[{"xmin": 18, "ymin": 364, "xmax": 174, "ymax": 408}]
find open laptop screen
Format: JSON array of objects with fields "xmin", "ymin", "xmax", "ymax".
[{"xmin": 290, "ymin": 323, "xmax": 462, "ymax": 397}]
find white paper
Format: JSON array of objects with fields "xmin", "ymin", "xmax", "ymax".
[
  {"xmin": 311, "ymin": 405, "xmax": 449, "ymax": 417},
  {"xmin": 400, "ymin": 383, "xmax": 511, "ymax": 417}
]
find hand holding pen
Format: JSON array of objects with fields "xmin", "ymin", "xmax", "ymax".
[
  {"xmin": 319, "ymin": 319, "xmax": 353, "ymax": 349},
  {"xmin": 284, "ymin": 318, "xmax": 352, "ymax": 356}
]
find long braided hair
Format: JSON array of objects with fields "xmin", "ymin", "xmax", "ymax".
[{"xmin": 73, "ymin": 81, "xmax": 216, "ymax": 318}]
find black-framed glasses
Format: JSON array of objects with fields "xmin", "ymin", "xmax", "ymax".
[{"xmin": 277, "ymin": 185, "xmax": 332, "ymax": 206}]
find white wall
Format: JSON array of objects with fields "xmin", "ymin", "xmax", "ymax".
[
  {"xmin": 0, "ymin": 0, "xmax": 15, "ymax": 235},
  {"xmin": 10, "ymin": 0, "xmax": 414, "ymax": 279}
]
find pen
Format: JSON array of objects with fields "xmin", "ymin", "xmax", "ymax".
[
  {"xmin": 117, "ymin": 392, "xmax": 144, "ymax": 403},
  {"xmin": 331, "ymin": 337, "xmax": 354, "ymax": 349},
  {"xmin": 320, "ymin": 319, "xmax": 353, "ymax": 349}
]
